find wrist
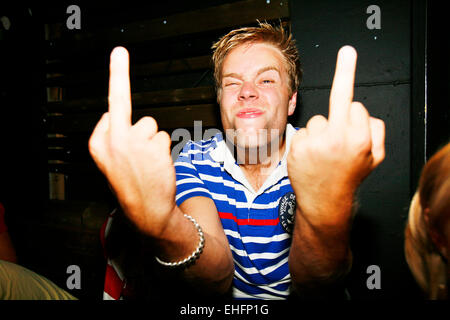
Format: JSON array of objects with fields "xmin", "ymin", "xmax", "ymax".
[
  {"xmin": 153, "ymin": 206, "xmax": 200, "ymax": 262},
  {"xmin": 122, "ymin": 200, "xmax": 177, "ymax": 239},
  {"xmin": 155, "ymin": 214, "xmax": 205, "ymax": 268},
  {"xmin": 294, "ymin": 193, "xmax": 354, "ymax": 231},
  {"xmin": 293, "ymin": 206, "xmax": 352, "ymax": 260},
  {"xmin": 155, "ymin": 205, "xmax": 187, "ymax": 240}
]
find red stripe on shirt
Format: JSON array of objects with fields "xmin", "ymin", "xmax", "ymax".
[
  {"xmin": 219, "ymin": 212, "xmax": 279, "ymax": 226},
  {"xmin": 104, "ymin": 263, "xmax": 124, "ymax": 300}
]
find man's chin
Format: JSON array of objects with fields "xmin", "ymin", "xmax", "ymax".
[
  {"xmin": 223, "ymin": 125, "xmax": 282, "ymax": 148},
  {"xmin": 234, "ymin": 132, "xmax": 269, "ymax": 150},
  {"xmin": 235, "ymin": 141, "xmax": 260, "ymax": 150}
]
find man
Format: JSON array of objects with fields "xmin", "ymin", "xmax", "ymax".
[{"xmin": 89, "ymin": 22, "xmax": 385, "ymax": 300}]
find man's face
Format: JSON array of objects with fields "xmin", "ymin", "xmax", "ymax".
[{"xmin": 219, "ymin": 42, "xmax": 297, "ymax": 150}]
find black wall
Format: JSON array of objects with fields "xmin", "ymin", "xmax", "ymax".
[
  {"xmin": 427, "ymin": 1, "xmax": 450, "ymax": 158},
  {"xmin": 290, "ymin": 0, "xmax": 423, "ymax": 299}
]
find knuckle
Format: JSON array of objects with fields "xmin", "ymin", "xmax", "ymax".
[
  {"xmin": 88, "ymin": 134, "xmax": 101, "ymax": 155},
  {"xmin": 289, "ymin": 137, "xmax": 300, "ymax": 155},
  {"xmin": 88, "ymin": 139, "xmax": 97, "ymax": 156},
  {"xmin": 327, "ymin": 135, "xmax": 346, "ymax": 154},
  {"xmin": 307, "ymin": 115, "xmax": 325, "ymax": 127},
  {"xmin": 156, "ymin": 130, "xmax": 171, "ymax": 147},
  {"xmin": 357, "ymin": 144, "xmax": 373, "ymax": 161},
  {"xmin": 351, "ymin": 101, "xmax": 369, "ymax": 117},
  {"xmin": 358, "ymin": 138, "xmax": 372, "ymax": 153},
  {"xmin": 290, "ymin": 130, "xmax": 307, "ymax": 155},
  {"xmin": 133, "ymin": 116, "xmax": 158, "ymax": 135},
  {"xmin": 374, "ymin": 118, "xmax": 386, "ymax": 131},
  {"xmin": 108, "ymin": 138, "xmax": 125, "ymax": 154},
  {"xmin": 160, "ymin": 130, "xmax": 170, "ymax": 140},
  {"xmin": 142, "ymin": 116, "xmax": 157, "ymax": 129},
  {"xmin": 352, "ymin": 130, "xmax": 372, "ymax": 150},
  {"xmin": 378, "ymin": 149, "xmax": 386, "ymax": 162},
  {"xmin": 329, "ymin": 93, "xmax": 336, "ymax": 107}
]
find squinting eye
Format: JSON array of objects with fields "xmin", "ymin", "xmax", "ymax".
[
  {"xmin": 225, "ymin": 82, "xmax": 238, "ymax": 87},
  {"xmin": 261, "ymin": 79, "xmax": 274, "ymax": 84}
]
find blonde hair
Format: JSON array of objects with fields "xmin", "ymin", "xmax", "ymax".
[
  {"xmin": 211, "ymin": 21, "xmax": 302, "ymax": 98},
  {"xmin": 405, "ymin": 142, "xmax": 450, "ymax": 299}
]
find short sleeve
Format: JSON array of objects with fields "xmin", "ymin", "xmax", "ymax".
[{"xmin": 174, "ymin": 141, "xmax": 213, "ymax": 207}]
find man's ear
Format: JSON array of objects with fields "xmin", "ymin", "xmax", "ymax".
[
  {"xmin": 288, "ymin": 91, "xmax": 298, "ymax": 116},
  {"xmin": 424, "ymin": 208, "xmax": 448, "ymax": 257}
]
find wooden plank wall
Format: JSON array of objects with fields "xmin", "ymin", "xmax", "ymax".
[{"xmin": 31, "ymin": 0, "xmax": 291, "ymax": 299}]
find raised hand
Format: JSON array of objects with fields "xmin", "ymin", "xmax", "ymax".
[
  {"xmin": 287, "ymin": 46, "xmax": 385, "ymax": 227},
  {"xmin": 89, "ymin": 47, "xmax": 176, "ymax": 237}
]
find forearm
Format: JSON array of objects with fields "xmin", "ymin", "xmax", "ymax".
[
  {"xmin": 288, "ymin": 196, "xmax": 354, "ymax": 291},
  {"xmin": 151, "ymin": 205, "xmax": 234, "ymax": 294}
]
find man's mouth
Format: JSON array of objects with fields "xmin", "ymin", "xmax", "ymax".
[{"xmin": 236, "ymin": 108, "xmax": 265, "ymax": 119}]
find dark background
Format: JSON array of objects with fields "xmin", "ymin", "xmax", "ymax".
[{"xmin": 0, "ymin": 0, "xmax": 448, "ymax": 300}]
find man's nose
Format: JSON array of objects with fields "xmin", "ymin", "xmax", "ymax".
[{"xmin": 238, "ymin": 82, "xmax": 258, "ymax": 101}]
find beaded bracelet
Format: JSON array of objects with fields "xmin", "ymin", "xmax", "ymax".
[{"xmin": 155, "ymin": 214, "xmax": 205, "ymax": 268}]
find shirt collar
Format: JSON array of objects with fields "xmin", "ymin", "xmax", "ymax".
[{"xmin": 210, "ymin": 123, "xmax": 297, "ymax": 194}]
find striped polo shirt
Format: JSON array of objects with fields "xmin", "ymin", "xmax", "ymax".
[{"xmin": 174, "ymin": 123, "xmax": 298, "ymax": 300}]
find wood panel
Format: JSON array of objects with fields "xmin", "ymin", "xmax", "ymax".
[
  {"xmin": 46, "ymin": 55, "xmax": 212, "ymax": 87},
  {"xmin": 44, "ymin": 0, "xmax": 290, "ymax": 57},
  {"xmin": 46, "ymin": 86, "xmax": 216, "ymax": 113},
  {"xmin": 46, "ymin": 103, "xmax": 220, "ymax": 134}
]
